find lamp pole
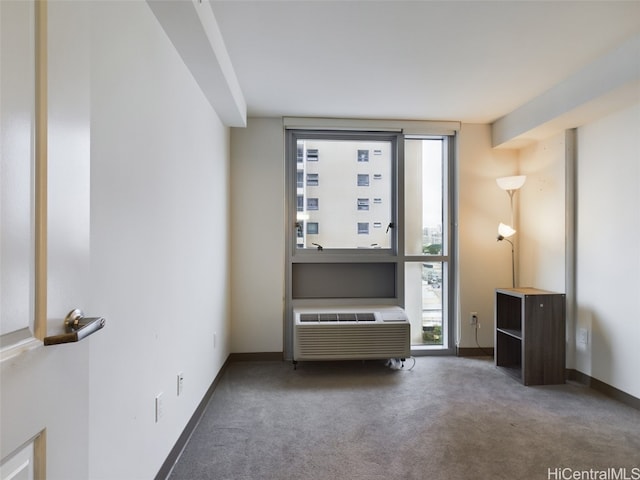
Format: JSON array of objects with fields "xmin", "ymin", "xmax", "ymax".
[
  {"xmin": 506, "ymin": 189, "xmax": 516, "ymax": 228},
  {"xmin": 497, "ymin": 235, "xmax": 515, "ymax": 288}
]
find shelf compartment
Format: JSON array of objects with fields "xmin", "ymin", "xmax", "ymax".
[
  {"xmin": 496, "ymin": 328, "xmax": 522, "ymax": 340},
  {"xmin": 495, "ymin": 330, "xmax": 522, "ymax": 377}
]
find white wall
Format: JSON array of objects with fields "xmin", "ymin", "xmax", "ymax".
[
  {"xmin": 514, "ymin": 103, "xmax": 640, "ymax": 399},
  {"xmin": 574, "ymin": 103, "xmax": 640, "ymax": 399},
  {"xmin": 230, "ymin": 118, "xmax": 284, "ymax": 353},
  {"xmin": 457, "ymin": 124, "xmax": 519, "ymax": 349},
  {"xmin": 518, "ymin": 132, "xmax": 566, "ymax": 293},
  {"xmin": 87, "ymin": 2, "xmax": 231, "ymax": 478},
  {"xmin": 229, "ymin": 121, "xmax": 518, "ymax": 352}
]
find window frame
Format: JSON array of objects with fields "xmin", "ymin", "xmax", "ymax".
[
  {"xmin": 287, "ymin": 129, "xmax": 399, "ymax": 257},
  {"xmin": 284, "ymin": 122, "xmax": 458, "ymax": 360}
]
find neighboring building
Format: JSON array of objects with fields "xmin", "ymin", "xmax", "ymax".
[{"xmin": 296, "ymin": 140, "xmax": 393, "ymax": 249}]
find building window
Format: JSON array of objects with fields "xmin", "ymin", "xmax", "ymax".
[
  {"xmin": 374, "ymin": 222, "xmax": 382, "ymax": 228},
  {"xmin": 307, "ymin": 148, "xmax": 319, "ymax": 161},
  {"xmin": 357, "ymin": 149, "xmax": 369, "ymax": 162},
  {"xmin": 373, "ymin": 198, "xmax": 382, "ymax": 204},
  {"xmin": 297, "ymin": 195, "xmax": 304, "ymax": 211},
  {"xmin": 357, "ymin": 222, "xmax": 369, "ymax": 234},
  {"xmin": 307, "ymin": 222, "xmax": 319, "ymax": 235},
  {"xmin": 307, "ymin": 198, "xmax": 319, "ymax": 210},
  {"xmin": 357, "ymin": 174, "xmax": 369, "ymax": 186},
  {"xmin": 297, "ymin": 145, "xmax": 304, "ymax": 163},
  {"xmin": 357, "ymin": 198, "xmax": 369, "ymax": 211},
  {"xmin": 373, "ymin": 173, "xmax": 382, "ymax": 180},
  {"xmin": 297, "ymin": 171, "xmax": 303, "ymax": 188},
  {"xmin": 307, "ymin": 173, "xmax": 319, "ymax": 186}
]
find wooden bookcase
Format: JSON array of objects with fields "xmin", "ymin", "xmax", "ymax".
[{"xmin": 495, "ymin": 288, "xmax": 566, "ymax": 385}]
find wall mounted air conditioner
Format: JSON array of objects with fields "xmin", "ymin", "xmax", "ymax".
[{"xmin": 293, "ymin": 306, "xmax": 410, "ymax": 362}]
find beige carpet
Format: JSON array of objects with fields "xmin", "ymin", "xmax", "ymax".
[{"xmin": 168, "ymin": 356, "xmax": 640, "ymax": 480}]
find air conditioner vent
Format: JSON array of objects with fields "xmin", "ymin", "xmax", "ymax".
[
  {"xmin": 293, "ymin": 307, "xmax": 410, "ymax": 362},
  {"xmin": 299, "ymin": 312, "xmax": 379, "ymax": 322}
]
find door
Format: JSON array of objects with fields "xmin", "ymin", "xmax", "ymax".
[{"xmin": 1, "ymin": 2, "xmax": 93, "ymax": 478}]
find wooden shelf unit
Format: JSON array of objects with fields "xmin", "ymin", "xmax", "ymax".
[{"xmin": 495, "ymin": 288, "xmax": 566, "ymax": 386}]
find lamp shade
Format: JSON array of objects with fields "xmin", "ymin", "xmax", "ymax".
[
  {"xmin": 496, "ymin": 175, "xmax": 526, "ymax": 191},
  {"xmin": 498, "ymin": 222, "xmax": 516, "ymax": 238}
]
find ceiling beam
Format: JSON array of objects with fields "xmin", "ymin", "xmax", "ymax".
[
  {"xmin": 492, "ymin": 33, "xmax": 640, "ymax": 148},
  {"xmin": 147, "ymin": 0, "xmax": 246, "ymax": 127}
]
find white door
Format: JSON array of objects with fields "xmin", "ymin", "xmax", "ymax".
[{"xmin": 1, "ymin": 2, "xmax": 94, "ymax": 479}]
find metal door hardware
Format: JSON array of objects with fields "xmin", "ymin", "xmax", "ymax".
[{"xmin": 44, "ymin": 309, "xmax": 106, "ymax": 346}]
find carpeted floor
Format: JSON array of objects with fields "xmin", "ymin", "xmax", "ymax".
[{"xmin": 168, "ymin": 356, "xmax": 640, "ymax": 480}]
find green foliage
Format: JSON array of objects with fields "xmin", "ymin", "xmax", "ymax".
[
  {"xmin": 422, "ymin": 325, "xmax": 442, "ymax": 345},
  {"xmin": 423, "ymin": 244, "xmax": 442, "ymax": 255}
]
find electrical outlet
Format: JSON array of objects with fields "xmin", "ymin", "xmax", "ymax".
[
  {"xmin": 155, "ymin": 393, "xmax": 164, "ymax": 423},
  {"xmin": 577, "ymin": 328, "xmax": 589, "ymax": 345},
  {"xmin": 470, "ymin": 312, "xmax": 478, "ymax": 326},
  {"xmin": 177, "ymin": 372, "xmax": 184, "ymax": 396}
]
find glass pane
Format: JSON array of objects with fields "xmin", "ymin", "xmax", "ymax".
[
  {"xmin": 296, "ymin": 138, "xmax": 393, "ymax": 249},
  {"xmin": 404, "ymin": 139, "xmax": 443, "ymax": 255},
  {"xmin": 405, "ymin": 262, "xmax": 445, "ymax": 346}
]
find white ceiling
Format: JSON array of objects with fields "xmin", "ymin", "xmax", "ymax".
[{"xmin": 210, "ymin": 0, "xmax": 640, "ymax": 124}]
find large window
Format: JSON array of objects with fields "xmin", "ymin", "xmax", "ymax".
[
  {"xmin": 292, "ymin": 132, "xmax": 396, "ymax": 251},
  {"xmin": 286, "ymin": 126, "xmax": 455, "ymax": 355},
  {"xmin": 403, "ymin": 138, "xmax": 450, "ymax": 348}
]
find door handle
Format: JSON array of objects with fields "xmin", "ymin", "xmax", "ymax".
[{"xmin": 44, "ymin": 309, "xmax": 106, "ymax": 346}]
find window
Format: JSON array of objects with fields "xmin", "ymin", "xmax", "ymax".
[
  {"xmin": 306, "ymin": 173, "xmax": 319, "ymax": 186},
  {"xmin": 403, "ymin": 138, "xmax": 452, "ymax": 350},
  {"xmin": 291, "ymin": 133, "xmax": 394, "ymax": 250},
  {"xmin": 357, "ymin": 174, "xmax": 369, "ymax": 187},
  {"xmin": 287, "ymin": 125, "xmax": 456, "ymax": 358},
  {"xmin": 307, "ymin": 148, "xmax": 319, "ymax": 161},
  {"xmin": 307, "ymin": 198, "xmax": 319, "ymax": 210}
]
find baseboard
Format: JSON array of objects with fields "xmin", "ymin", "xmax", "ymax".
[
  {"xmin": 457, "ymin": 347, "xmax": 494, "ymax": 357},
  {"xmin": 155, "ymin": 352, "xmax": 284, "ymax": 479},
  {"xmin": 566, "ymin": 369, "xmax": 640, "ymax": 410},
  {"xmin": 229, "ymin": 352, "xmax": 284, "ymax": 362},
  {"xmin": 154, "ymin": 355, "xmax": 232, "ymax": 480}
]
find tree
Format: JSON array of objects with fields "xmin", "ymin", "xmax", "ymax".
[{"xmin": 423, "ymin": 244, "xmax": 442, "ymax": 255}]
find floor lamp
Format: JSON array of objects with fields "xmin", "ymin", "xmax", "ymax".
[
  {"xmin": 497, "ymin": 223, "xmax": 516, "ymax": 288},
  {"xmin": 496, "ymin": 176, "xmax": 526, "ymax": 288}
]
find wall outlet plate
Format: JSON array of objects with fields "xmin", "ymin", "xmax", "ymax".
[{"xmin": 577, "ymin": 328, "xmax": 589, "ymax": 345}]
